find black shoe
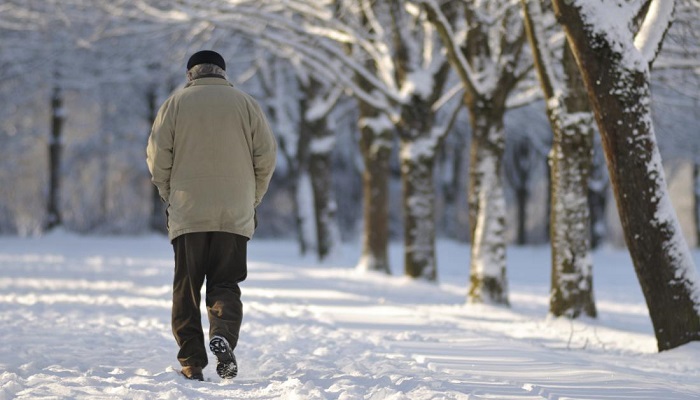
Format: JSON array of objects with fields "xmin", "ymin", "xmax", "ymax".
[
  {"xmin": 209, "ymin": 336, "xmax": 238, "ymax": 379},
  {"xmin": 181, "ymin": 365, "xmax": 204, "ymax": 381}
]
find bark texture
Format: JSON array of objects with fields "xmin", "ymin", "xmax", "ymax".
[
  {"xmin": 307, "ymin": 115, "xmax": 339, "ymax": 261},
  {"xmin": 397, "ymin": 97, "xmax": 439, "ymax": 281},
  {"xmin": 299, "ymin": 80, "xmax": 341, "ymax": 261},
  {"xmin": 357, "ymin": 107, "xmax": 392, "ymax": 273},
  {"xmin": 467, "ymin": 111, "xmax": 508, "ymax": 304},
  {"xmin": 553, "ymin": 0, "xmax": 700, "ymax": 350},
  {"xmin": 551, "ymin": 46, "xmax": 597, "ymax": 319},
  {"xmin": 355, "ymin": 31, "xmax": 392, "ymax": 273},
  {"xmin": 522, "ymin": 0, "xmax": 598, "ymax": 318},
  {"xmin": 424, "ymin": 1, "xmax": 527, "ymax": 304},
  {"xmin": 389, "ymin": 0, "xmax": 451, "ymax": 281}
]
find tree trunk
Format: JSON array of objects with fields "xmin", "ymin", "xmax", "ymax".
[
  {"xmin": 308, "ymin": 117, "xmax": 340, "ymax": 261},
  {"xmin": 467, "ymin": 111, "xmax": 508, "ymax": 305},
  {"xmin": 397, "ymin": 97, "xmax": 439, "ymax": 281},
  {"xmin": 547, "ymin": 111, "xmax": 597, "ymax": 318},
  {"xmin": 505, "ymin": 135, "xmax": 533, "ymax": 246},
  {"xmin": 400, "ymin": 141, "xmax": 437, "ymax": 280},
  {"xmin": 547, "ymin": 44, "xmax": 597, "ymax": 318},
  {"xmin": 146, "ymin": 86, "xmax": 167, "ymax": 233},
  {"xmin": 46, "ymin": 85, "xmax": 64, "ymax": 231},
  {"xmin": 695, "ymin": 159, "xmax": 700, "ymax": 248},
  {"xmin": 295, "ymin": 170, "xmax": 315, "ymax": 256},
  {"xmin": 588, "ymin": 146, "xmax": 608, "ymax": 249},
  {"xmin": 553, "ymin": 0, "xmax": 700, "ymax": 350},
  {"xmin": 516, "ymin": 188, "xmax": 527, "ymax": 246},
  {"xmin": 300, "ymin": 81, "xmax": 340, "ymax": 261},
  {"xmin": 357, "ymin": 111, "xmax": 392, "ymax": 273},
  {"xmin": 288, "ymin": 87, "xmax": 315, "ymax": 256}
]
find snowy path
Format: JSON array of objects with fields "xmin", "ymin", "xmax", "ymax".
[{"xmin": 1, "ymin": 233, "xmax": 699, "ymax": 399}]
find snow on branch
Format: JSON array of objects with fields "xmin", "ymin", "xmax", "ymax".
[
  {"xmin": 306, "ymin": 85, "xmax": 344, "ymax": 121},
  {"xmin": 634, "ymin": 0, "xmax": 676, "ymax": 65},
  {"xmin": 521, "ymin": 0, "xmax": 563, "ymax": 99},
  {"xmin": 418, "ymin": 0, "xmax": 484, "ymax": 95}
]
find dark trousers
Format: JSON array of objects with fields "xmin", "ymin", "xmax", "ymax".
[{"xmin": 171, "ymin": 232, "xmax": 248, "ymax": 368}]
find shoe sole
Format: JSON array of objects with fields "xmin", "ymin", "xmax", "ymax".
[{"xmin": 209, "ymin": 336, "xmax": 238, "ymax": 379}]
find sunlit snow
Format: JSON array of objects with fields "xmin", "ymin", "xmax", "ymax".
[{"xmin": 1, "ymin": 232, "xmax": 699, "ymax": 399}]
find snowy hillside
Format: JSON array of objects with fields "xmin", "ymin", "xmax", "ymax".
[{"xmin": 1, "ymin": 232, "xmax": 699, "ymax": 399}]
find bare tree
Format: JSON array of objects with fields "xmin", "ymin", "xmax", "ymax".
[
  {"xmin": 300, "ymin": 78, "xmax": 343, "ymax": 260},
  {"xmin": 421, "ymin": 0, "xmax": 533, "ymax": 303},
  {"xmin": 231, "ymin": 0, "xmax": 460, "ymax": 278},
  {"xmin": 521, "ymin": 0, "xmax": 596, "ymax": 318},
  {"xmin": 552, "ymin": 0, "xmax": 700, "ymax": 350}
]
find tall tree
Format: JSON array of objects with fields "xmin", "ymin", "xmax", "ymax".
[
  {"xmin": 353, "ymin": 3, "xmax": 394, "ymax": 274},
  {"xmin": 421, "ymin": 0, "xmax": 533, "ymax": 303},
  {"xmin": 521, "ymin": 0, "xmax": 597, "ymax": 318},
  {"xmin": 552, "ymin": 0, "xmax": 700, "ymax": 350},
  {"xmin": 356, "ymin": 92, "xmax": 393, "ymax": 274},
  {"xmin": 46, "ymin": 83, "xmax": 65, "ymax": 231},
  {"xmin": 300, "ymin": 78, "xmax": 343, "ymax": 260}
]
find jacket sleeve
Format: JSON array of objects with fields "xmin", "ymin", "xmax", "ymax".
[
  {"xmin": 146, "ymin": 97, "xmax": 176, "ymax": 202},
  {"xmin": 250, "ymin": 101, "xmax": 277, "ymax": 208}
]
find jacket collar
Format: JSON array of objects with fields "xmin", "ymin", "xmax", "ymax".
[{"xmin": 185, "ymin": 77, "xmax": 233, "ymax": 88}]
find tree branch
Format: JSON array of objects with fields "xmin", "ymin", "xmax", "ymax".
[{"xmin": 634, "ymin": 0, "xmax": 677, "ymax": 66}]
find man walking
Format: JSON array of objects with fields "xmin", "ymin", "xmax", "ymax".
[{"xmin": 147, "ymin": 50, "xmax": 277, "ymax": 381}]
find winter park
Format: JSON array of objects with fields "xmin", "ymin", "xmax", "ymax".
[{"xmin": 1, "ymin": 1, "xmax": 700, "ymax": 399}]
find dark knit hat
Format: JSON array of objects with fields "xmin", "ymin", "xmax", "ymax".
[{"xmin": 186, "ymin": 50, "xmax": 226, "ymax": 71}]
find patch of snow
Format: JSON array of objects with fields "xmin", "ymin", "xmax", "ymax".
[{"xmin": 0, "ymin": 233, "xmax": 699, "ymax": 398}]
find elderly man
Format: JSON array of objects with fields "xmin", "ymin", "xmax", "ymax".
[{"xmin": 147, "ymin": 50, "xmax": 277, "ymax": 381}]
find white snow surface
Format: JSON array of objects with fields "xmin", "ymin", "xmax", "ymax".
[{"xmin": 1, "ymin": 231, "xmax": 700, "ymax": 399}]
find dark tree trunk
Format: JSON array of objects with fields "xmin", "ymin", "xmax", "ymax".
[
  {"xmin": 357, "ymin": 108, "xmax": 392, "ymax": 273},
  {"xmin": 46, "ymin": 85, "xmax": 64, "ymax": 231},
  {"xmin": 588, "ymin": 146, "xmax": 609, "ymax": 249},
  {"xmin": 308, "ymin": 116, "xmax": 338, "ymax": 261},
  {"xmin": 516, "ymin": 188, "xmax": 527, "ymax": 245},
  {"xmin": 553, "ymin": 0, "xmax": 700, "ymax": 350},
  {"xmin": 506, "ymin": 136, "xmax": 534, "ymax": 246},
  {"xmin": 293, "ymin": 102, "xmax": 313, "ymax": 257},
  {"xmin": 400, "ymin": 142, "xmax": 437, "ymax": 280},
  {"xmin": 353, "ymin": 6, "xmax": 392, "ymax": 274},
  {"xmin": 146, "ymin": 86, "xmax": 167, "ymax": 233},
  {"xmin": 544, "ymin": 155, "xmax": 552, "ymax": 242},
  {"xmin": 695, "ymin": 160, "xmax": 700, "ymax": 248},
  {"xmin": 440, "ymin": 129, "xmax": 467, "ymax": 240},
  {"xmin": 299, "ymin": 80, "xmax": 339, "ymax": 261}
]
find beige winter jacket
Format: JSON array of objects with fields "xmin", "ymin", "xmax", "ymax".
[{"xmin": 147, "ymin": 77, "xmax": 277, "ymax": 241}]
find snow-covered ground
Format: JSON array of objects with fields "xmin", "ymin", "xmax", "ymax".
[{"xmin": 1, "ymin": 231, "xmax": 699, "ymax": 399}]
